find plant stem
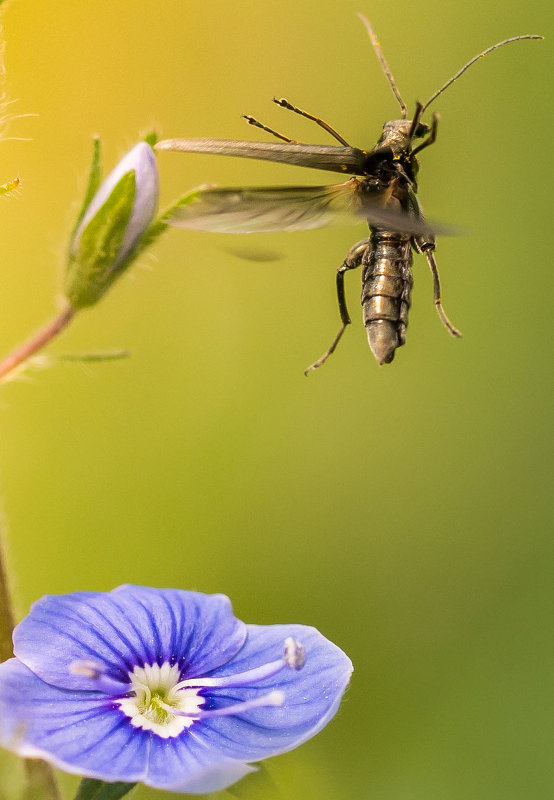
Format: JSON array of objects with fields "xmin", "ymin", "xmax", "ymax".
[
  {"xmin": 0, "ymin": 528, "xmax": 14, "ymax": 663},
  {"xmin": 23, "ymin": 760, "xmax": 62, "ymax": 800},
  {"xmin": 0, "ymin": 304, "xmax": 76, "ymax": 383},
  {"xmin": 0, "ymin": 524, "xmax": 61, "ymax": 799}
]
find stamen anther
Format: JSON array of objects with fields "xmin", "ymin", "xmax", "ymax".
[
  {"xmin": 179, "ymin": 637, "xmax": 305, "ymax": 690},
  {"xmin": 69, "ymin": 659, "xmax": 104, "ymax": 679},
  {"xmin": 283, "ymin": 637, "xmax": 306, "ymax": 670}
]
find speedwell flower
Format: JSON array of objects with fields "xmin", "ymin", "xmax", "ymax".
[{"xmin": 0, "ymin": 585, "xmax": 352, "ymax": 794}]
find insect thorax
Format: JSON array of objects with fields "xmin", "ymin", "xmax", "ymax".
[
  {"xmin": 363, "ymin": 118, "xmax": 428, "ymax": 186},
  {"xmin": 374, "ymin": 118, "xmax": 428, "ymax": 160}
]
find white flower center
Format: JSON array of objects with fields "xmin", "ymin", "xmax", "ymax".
[{"xmin": 118, "ymin": 663, "xmax": 204, "ymax": 738}]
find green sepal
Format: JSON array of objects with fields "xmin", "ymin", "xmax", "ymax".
[
  {"xmin": 64, "ymin": 170, "xmax": 136, "ymax": 308},
  {"xmin": 73, "ymin": 778, "xmax": 136, "ymax": 800},
  {"xmin": 133, "ymin": 185, "xmax": 206, "ymax": 256},
  {"xmin": 143, "ymin": 131, "xmax": 158, "ymax": 148},
  {"xmin": 70, "ymin": 137, "xmax": 102, "ymax": 248}
]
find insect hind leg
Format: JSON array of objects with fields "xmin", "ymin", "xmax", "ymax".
[
  {"xmin": 305, "ymin": 239, "xmax": 369, "ymax": 375},
  {"xmin": 418, "ymin": 242, "xmax": 462, "ymax": 337}
]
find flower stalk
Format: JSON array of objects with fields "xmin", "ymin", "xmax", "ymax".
[
  {"xmin": 22, "ymin": 759, "xmax": 61, "ymax": 800},
  {"xmin": 0, "ymin": 305, "xmax": 76, "ymax": 383},
  {"xmin": 0, "ymin": 528, "xmax": 15, "ymax": 663}
]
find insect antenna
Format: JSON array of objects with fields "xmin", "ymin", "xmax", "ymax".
[
  {"xmin": 357, "ymin": 13, "xmax": 407, "ymax": 119},
  {"xmin": 421, "ymin": 34, "xmax": 543, "ymax": 112}
]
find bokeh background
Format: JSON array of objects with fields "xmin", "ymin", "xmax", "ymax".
[{"xmin": 0, "ymin": 0, "xmax": 552, "ymax": 798}]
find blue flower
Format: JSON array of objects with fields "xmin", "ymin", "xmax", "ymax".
[{"xmin": 0, "ymin": 586, "xmax": 352, "ymax": 794}]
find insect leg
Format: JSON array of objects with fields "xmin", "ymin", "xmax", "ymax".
[
  {"xmin": 304, "ymin": 239, "xmax": 369, "ymax": 375},
  {"xmin": 273, "ymin": 98, "xmax": 351, "ymax": 146},
  {"xmin": 410, "ymin": 190, "xmax": 459, "ymax": 336},
  {"xmin": 241, "ymin": 115, "xmax": 299, "ymax": 143},
  {"xmin": 412, "ymin": 113, "xmax": 439, "ymax": 156},
  {"xmin": 408, "ymin": 102, "xmax": 424, "ymax": 139},
  {"xmin": 419, "ymin": 242, "xmax": 462, "ymax": 338}
]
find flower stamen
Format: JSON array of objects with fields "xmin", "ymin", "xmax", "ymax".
[
  {"xmin": 70, "ymin": 639, "xmax": 306, "ymax": 739},
  {"xmin": 69, "ymin": 659, "xmax": 130, "ymax": 696},
  {"xmin": 179, "ymin": 637, "xmax": 305, "ymax": 690},
  {"xmin": 173, "ymin": 690, "xmax": 285, "ymax": 720}
]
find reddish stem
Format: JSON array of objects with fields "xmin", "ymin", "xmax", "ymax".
[{"xmin": 0, "ymin": 305, "xmax": 76, "ymax": 383}]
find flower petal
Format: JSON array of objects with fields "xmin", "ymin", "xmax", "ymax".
[
  {"xmin": 2, "ymin": 589, "xmax": 352, "ymax": 793},
  {"xmin": 13, "ymin": 586, "xmax": 246, "ymax": 691},
  {"xmin": 0, "ymin": 658, "xmax": 255, "ymax": 794},
  {"xmin": 0, "ymin": 659, "xmax": 149, "ymax": 783},
  {"xmin": 145, "ymin": 735, "xmax": 255, "ymax": 793},
  {"xmin": 72, "ymin": 141, "xmax": 158, "ymax": 267},
  {"xmin": 197, "ymin": 623, "xmax": 352, "ymax": 760}
]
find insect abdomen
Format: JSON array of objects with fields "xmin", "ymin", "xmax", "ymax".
[{"xmin": 361, "ymin": 232, "xmax": 413, "ymax": 365}]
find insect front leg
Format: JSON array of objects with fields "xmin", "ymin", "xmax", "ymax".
[
  {"xmin": 273, "ymin": 98, "xmax": 350, "ymax": 146},
  {"xmin": 409, "ymin": 187, "xmax": 461, "ymax": 339},
  {"xmin": 412, "ymin": 112, "xmax": 439, "ymax": 157},
  {"xmin": 304, "ymin": 238, "xmax": 369, "ymax": 375},
  {"xmin": 241, "ymin": 114, "xmax": 298, "ymax": 143}
]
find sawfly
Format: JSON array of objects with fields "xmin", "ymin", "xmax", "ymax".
[{"xmin": 156, "ymin": 18, "xmax": 541, "ymax": 370}]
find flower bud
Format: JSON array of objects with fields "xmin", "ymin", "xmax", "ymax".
[{"xmin": 64, "ymin": 141, "xmax": 159, "ymax": 308}]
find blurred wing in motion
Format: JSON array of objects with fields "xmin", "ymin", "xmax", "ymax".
[
  {"xmin": 166, "ymin": 180, "xmax": 437, "ymax": 236},
  {"xmin": 167, "ymin": 182, "xmax": 367, "ymax": 234}
]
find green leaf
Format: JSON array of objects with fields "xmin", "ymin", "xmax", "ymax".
[
  {"xmin": 70, "ymin": 137, "xmax": 102, "ymax": 247},
  {"xmin": 73, "ymin": 778, "xmax": 136, "ymax": 800},
  {"xmin": 59, "ymin": 349, "xmax": 131, "ymax": 362},
  {"xmin": 64, "ymin": 170, "xmax": 136, "ymax": 308}
]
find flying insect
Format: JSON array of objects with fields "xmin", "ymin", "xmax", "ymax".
[{"xmin": 156, "ymin": 18, "xmax": 541, "ymax": 370}]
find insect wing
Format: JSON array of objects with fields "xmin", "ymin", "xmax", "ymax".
[
  {"xmin": 167, "ymin": 181, "xmax": 437, "ymax": 236},
  {"xmin": 155, "ymin": 138, "xmax": 368, "ymax": 176},
  {"xmin": 166, "ymin": 182, "xmax": 368, "ymax": 234}
]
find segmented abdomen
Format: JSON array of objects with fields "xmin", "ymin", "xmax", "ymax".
[{"xmin": 361, "ymin": 231, "xmax": 413, "ymax": 365}]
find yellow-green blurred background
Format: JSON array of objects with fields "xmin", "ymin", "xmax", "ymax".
[{"xmin": 0, "ymin": 0, "xmax": 552, "ymax": 798}]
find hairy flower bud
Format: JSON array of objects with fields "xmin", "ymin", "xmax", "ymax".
[{"xmin": 64, "ymin": 141, "xmax": 159, "ymax": 308}]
